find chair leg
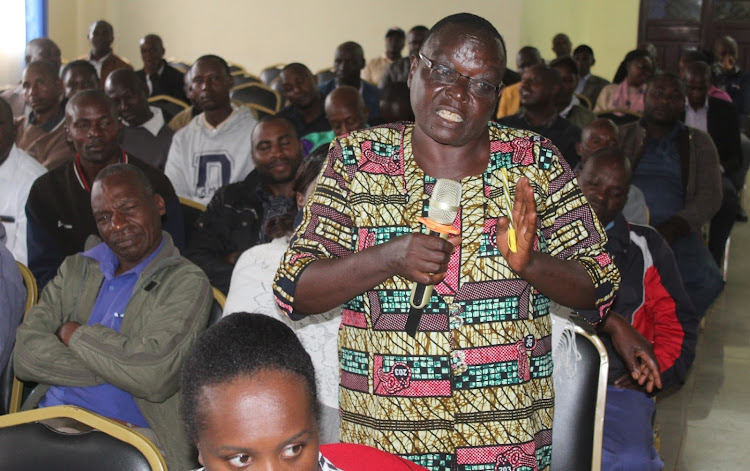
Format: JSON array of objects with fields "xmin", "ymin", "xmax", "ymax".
[{"xmin": 723, "ymin": 236, "xmax": 731, "ymax": 282}]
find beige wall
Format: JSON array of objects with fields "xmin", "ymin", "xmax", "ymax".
[
  {"xmin": 49, "ymin": 1, "xmax": 638, "ymax": 79},
  {"xmin": 520, "ymin": 0, "xmax": 640, "ymax": 80},
  {"xmin": 50, "ymin": 1, "xmax": 523, "ymax": 75}
]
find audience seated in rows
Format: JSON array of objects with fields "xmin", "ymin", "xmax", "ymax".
[
  {"xmin": 60, "ymin": 60, "xmax": 100, "ymax": 101},
  {"xmin": 595, "ymin": 49, "xmax": 654, "ymax": 114},
  {"xmin": 0, "ymin": 98, "xmax": 46, "ymax": 264},
  {"xmin": 550, "ymin": 56, "xmax": 596, "ymax": 129},
  {"xmin": 619, "ymin": 73, "xmax": 724, "ymax": 317},
  {"xmin": 105, "ymin": 68, "xmax": 175, "ymax": 170},
  {"xmin": 0, "ymin": 223, "xmax": 26, "ymax": 375},
  {"xmin": 78, "ymin": 20, "xmax": 132, "ymax": 87},
  {"xmin": 573, "ymin": 44, "xmax": 610, "ymax": 107},
  {"xmin": 222, "ymin": 146, "xmax": 341, "ymax": 444},
  {"xmin": 136, "ymin": 34, "xmax": 188, "ymax": 102},
  {"xmin": 577, "ymin": 148, "xmax": 698, "ymax": 471},
  {"xmin": 713, "ymin": 36, "xmax": 750, "ymax": 130},
  {"xmin": 318, "ymin": 41, "xmax": 381, "ymax": 124},
  {"xmin": 496, "ymin": 45, "xmax": 542, "ymax": 119},
  {"xmin": 26, "ymin": 90, "xmax": 184, "ymax": 287},
  {"xmin": 186, "ymin": 116, "xmax": 301, "ymax": 294},
  {"xmin": 379, "ymin": 26, "xmax": 428, "ymax": 89},
  {"xmin": 15, "ymin": 164, "xmax": 210, "ymax": 470},
  {"xmin": 301, "ymin": 85, "xmax": 369, "ymax": 155},
  {"xmin": 498, "ymin": 63, "xmax": 582, "ymax": 168},
  {"xmin": 551, "ymin": 33, "xmax": 572, "ymax": 59},
  {"xmin": 16, "ymin": 60, "xmax": 74, "ymax": 169},
  {"xmin": 0, "ymin": 38, "xmax": 61, "ymax": 119},
  {"xmin": 577, "ymin": 118, "xmax": 649, "ymax": 225},
  {"xmin": 682, "ymin": 61, "xmax": 743, "ymax": 265},
  {"xmin": 277, "ymin": 63, "xmax": 331, "ymax": 137},
  {"xmin": 165, "ymin": 55, "xmax": 257, "ymax": 206},
  {"xmin": 361, "ymin": 27, "xmax": 404, "ymax": 86},
  {"xmin": 182, "ymin": 312, "xmax": 430, "ymax": 470}
]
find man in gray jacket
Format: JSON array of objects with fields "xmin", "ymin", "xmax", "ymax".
[
  {"xmin": 619, "ymin": 73, "xmax": 723, "ymax": 317},
  {"xmin": 14, "ymin": 163, "xmax": 211, "ymax": 470}
]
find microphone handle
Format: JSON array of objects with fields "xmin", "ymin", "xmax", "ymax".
[{"xmin": 409, "ymin": 229, "xmax": 450, "ymax": 310}]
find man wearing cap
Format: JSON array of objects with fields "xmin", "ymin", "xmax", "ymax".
[{"xmin": 362, "ymin": 27, "xmax": 405, "ymax": 86}]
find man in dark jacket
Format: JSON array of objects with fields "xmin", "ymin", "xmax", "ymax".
[
  {"xmin": 186, "ymin": 116, "xmax": 302, "ymax": 293},
  {"xmin": 25, "ymin": 90, "xmax": 184, "ymax": 287},
  {"xmin": 578, "ymin": 147, "xmax": 698, "ymax": 471},
  {"xmin": 135, "ymin": 34, "xmax": 187, "ymax": 102},
  {"xmin": 682, "ymin": 60, "xmax": 743, "ymax": 264}
]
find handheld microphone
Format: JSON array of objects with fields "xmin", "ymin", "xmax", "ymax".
[{"xmin": 406, "ymin": 179, "xmax": 462, "ymax": 337}]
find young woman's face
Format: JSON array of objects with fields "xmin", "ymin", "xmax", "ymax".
[{"xmin": 196, "ymin": 370, "xmax": 320, "ymax": 470}]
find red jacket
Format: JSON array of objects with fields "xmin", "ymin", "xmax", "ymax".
[{"xmin": 602, "ymin": 214, "xmax": 699, "ymax": 389}]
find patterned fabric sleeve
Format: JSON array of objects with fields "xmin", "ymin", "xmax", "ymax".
[
  {"xmin": 531, "ymin": 133, "xmax": 620, "ymax": 324},
  {"xmin": 273, "ymin": 138, "xmax": 355, "ymax": 316}
]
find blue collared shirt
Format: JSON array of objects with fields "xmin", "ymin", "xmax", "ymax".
[
  {"xmin": 39, "ymin": 238, "xmax": 165, "ymax": 427},
  {"xmin": 632, "ymin": 122, "xmax": 685, "ymax": 227}
]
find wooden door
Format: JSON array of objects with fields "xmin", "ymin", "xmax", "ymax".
[{"xmin": 638, "ymin": 0, "xmax": 750, "ymax": 73}]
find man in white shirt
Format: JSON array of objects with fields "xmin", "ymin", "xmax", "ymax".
[
  {"xmin": 104, "ymin": 68, "xmax": 174, "ymax": 170},
  {"xmin": 164, "ymin": 55, "xmax": 257, "ymax": 206},
  {"xmin": 0, "ymin": 98, "xmax": 46, "ymax": 264}
]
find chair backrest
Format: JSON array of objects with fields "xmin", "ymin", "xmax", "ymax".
[
  {"xmin": 166, "ymin": 59, "xmax": 189, "ymax": 73},
  {"xmin": 242, "ymin": 102, "xmax": 275, "ymax": 119},
  {"xmin": 0, "ymin": 405, "xmax": 166, "ymax": 471},
  {"xmin": 147, "ymin": 94, "xmax": 190, "ymax": 122},
  {"xmin": 207, "ymin": 286, "xmax": 227, "ymax": 327},
  {"xmin": 595, "ymin": 109, "xmax": 642, "ymax": 126},
  {"xmin": 230, "ymin": 82, "xmax": 281, "ymax": 112},
  {"xmin": 0, "ymin": 262, "xmax": 38, "ymax": 415},
  {"xmin": 550, "ymin": 324, "xmax": 608, "ymax": 471},
  {"xmin": 233, "ymin": 73, "xmax": 262, "ymax": 88},
  {"xmin": 228, "ymin": 62, "xmax": 247, "ymax": 76},
  {"xmin": 260, "ymin": 64, "xmax": 285, "ymax": 85},
  {"xmin": 575, "ymin": 93, "xmax": 593, "ymax": 110}
]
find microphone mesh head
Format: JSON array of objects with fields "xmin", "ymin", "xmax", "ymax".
[{"xmin": 428, "ymin": 179, "xmax": 462, "ymax": 225}]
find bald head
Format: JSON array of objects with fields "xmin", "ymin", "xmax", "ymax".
[
  {"xmin": 89, "ymin": 20, "xmax": 114, "ymax": 57},
  {"xmin": 325, "ymin": 85, "xmax": 368, "ymax": 136},
  {"xmin": 140, "ymin": 34, "xmax": 165, "ymax": 74},
  {"xmin": 25, "ymin": 38, "xmax": 61, "ymax": 69},
  {"xmin": 334, "ymin": 41, "xmax": 366, "ymax": 85},
  {"xmin": 577, "ymin": 118, "xmax": 620, "ymax": 162}
]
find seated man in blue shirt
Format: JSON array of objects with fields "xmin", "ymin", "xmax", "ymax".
[
  {"xmin": 318, "ymin": 41, "xmax": 380, "ymax": 124},
  {"xmin": 14, "ymin": 163, "xmax": 211, "ymax": 471}
]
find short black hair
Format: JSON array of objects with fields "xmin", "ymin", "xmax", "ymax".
[
  {"xmin": 253, "ymin": 115, "xmax": 299, "ymax": 141},
  {"xmin": 427, "ymin": 13, "xmax": 506, "ymax": 59},
  {"xmin": 180, "ymin": 313, "xmax": 320, "ymax": 443},
  {"xmin": 25, "ymin": 60, "xmax": 60, "ymax": 81},
  {"xmin": 409, "ymin": 25, "xmax": 429, "ymax": 34},
  {"xmin": 65, "ymin": 89, "xmax": 118, "ymax": 122},
  {"xmin": 573, "ymin": 44, "xmax": 594, "ymax": 58},
  {"xmin": 94, "ymin": 163, "xmax": 154, "ymax": 196},
  {"xmin": 624, "ymin": 49, "xmax": 652, "ymax": 66},
  {"xmin": 60, "ymin": 60, "xmax": 98, "ymax": 81},
  {"xmin": 550, "ymin": 56, "xmax": 579, "ymax": 76},
  {"xmin": 385, "ymin": 27, "xmax": 405, "ymax": 39},
  {"xmin": 193, "ymin": 54, "xmax": 232, "ymax": 78}
]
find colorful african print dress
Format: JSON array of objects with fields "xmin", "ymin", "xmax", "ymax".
[{"xmin": 274, "ymin": 122, "xmax": 619, "ymax": 471}]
